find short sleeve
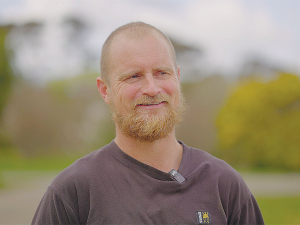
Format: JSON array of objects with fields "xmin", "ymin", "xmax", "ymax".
[
  {"xmin": 32, "ymin": 186, "xmax": 80, "ymax": 225},
  {"xmin": 231, "ymin": 193, "xmax": 264, "ymax": 225},
  {"xmin": 217, "ymin": 168, "xmax": 264, "ymax": 225}
]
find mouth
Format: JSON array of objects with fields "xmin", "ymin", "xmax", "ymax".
[
  {"xmin": 137, "ymin": 101, "xmax": 167, "ymax": 107},
  {"xmin": 137, "ymin": 101, "xmax": 167, "ymax": 108}
]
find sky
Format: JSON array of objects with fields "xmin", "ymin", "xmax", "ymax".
[{"xmin": 1, "ymin": 0, "xmax": 300, "ymax": 82}]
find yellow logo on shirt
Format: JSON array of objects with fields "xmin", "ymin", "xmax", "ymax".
[{"xmin": 196, "ymin": 211, "xmax": 210, "ymax": 224}]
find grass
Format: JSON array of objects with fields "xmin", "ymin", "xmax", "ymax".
[
  {"xmin": 0, "ymin": 153, "xmax": 81, "ymax": 171},
  {"xmin": 256, "ymin": 196, "xmax": 300, "ymax": 225},
  {"xmin": 0, "ymin": 153, "xmax": 81, "ymax": 189},
  {"xmin": 0, "ymin": 173, "xmax": 4, "ymax": 189}
]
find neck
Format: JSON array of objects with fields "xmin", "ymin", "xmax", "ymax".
[{"xmin": 114, "ymin": 127, "xmax": 183, "ymax": 173}]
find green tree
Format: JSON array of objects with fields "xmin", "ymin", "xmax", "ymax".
[
  {"xmin": 215, "ymin": 73, "xmax": 300, "ymax": 170},
  {"xmin": 0, "ymin": 26, "xmax": 14, "ymax": 118},
  {"xmin": 0, "ymin": 25, "xmax": 14, "ymax": 150}
]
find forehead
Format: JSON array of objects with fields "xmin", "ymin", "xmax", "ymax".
[{"xmin": 108, "ymin": 32, "xmax": 175, "ymax": 71}]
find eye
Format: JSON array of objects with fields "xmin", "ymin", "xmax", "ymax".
[
  {"xmin": 131, "ymin": 74, "xmax": 140, "ymax": 79},
  {"xmin": 125, "ymin": 74, "xmax": 141, "ymax": 83},
  {"xmin": 156, "ymin": 71, "xmax": 169, "ymax": 78},
  {"xmin": 156, "ymin": 71, "xmax": 166, "ymax": 76}
]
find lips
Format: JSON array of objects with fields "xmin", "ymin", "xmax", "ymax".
[
  {"xmin": 137, "ymin": 101, "xmax": 166, "ymax": 106},
  {"xmin": 132, "ymin": 94, "xmax": 170, "ymax": 109}
]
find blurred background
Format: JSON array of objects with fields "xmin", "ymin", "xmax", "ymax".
[{"xmin": 0, "ymin": 0, "xmax": 299, "ymax": 224}]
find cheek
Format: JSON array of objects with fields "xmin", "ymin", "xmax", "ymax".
[
  {"xmin": 164, "ymin": 82, "xmax": 180, "ymax": 104},
  {"xmin": 112, "ymin": 87, "xmax": 137, "ymax": 110}
]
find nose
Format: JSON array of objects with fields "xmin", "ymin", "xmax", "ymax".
[{"xmin": 142, "ymin": 74, "xmax": 160, "ymax": 96}]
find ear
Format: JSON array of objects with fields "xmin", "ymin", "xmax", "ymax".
[
  {"xmin": 97, "ymin": 77, "xmax": 110, "ymax": 104},
  {"xmin": 177, "ymin": 66, "xmax": 181, "ymax": 82}
]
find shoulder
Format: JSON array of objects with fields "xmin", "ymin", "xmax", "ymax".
[
  {"xmin": 182, "ymin": 142, "xmax": 250, "ymax": 199},
  {"xmin": 183, "ymin": 144, "xmax": 262, "ymax": 222},
  {"xmin": 183, "ymin": 142, "xmax": 240, "ymax": 177},
  {"xmin": 32, "ymin": 142, "xmax": 118, "ymax": 224},
  {"xmin": 49, "ymin": 141, "xmax": 116, "ymax": 193}
]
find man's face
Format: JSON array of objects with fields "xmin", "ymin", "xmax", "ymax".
[{"xmin": 104, "ymin": 32, "xmax": 185, "ymax": 142}]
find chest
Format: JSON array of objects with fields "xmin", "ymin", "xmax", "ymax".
[{"xmin": 83, "ymin": 176, "xmax": 227, "ymax": 224}]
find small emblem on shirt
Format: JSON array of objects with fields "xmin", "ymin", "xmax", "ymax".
[{"xmin": 196, "ymin": 211, "xmax": 210, "ymax": 224}]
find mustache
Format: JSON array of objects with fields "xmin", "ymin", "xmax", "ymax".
[{"xmin": 131, "ymin": 94, "xmax": 170, "ymax": 108}]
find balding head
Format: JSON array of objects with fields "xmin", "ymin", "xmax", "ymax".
[{"xmin": 100, "ymin": 22, "xmax": 177, "ymax": 85}]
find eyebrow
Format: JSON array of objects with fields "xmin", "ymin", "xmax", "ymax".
[
  {"xmin": 116, "ymin": 66, "xmax": 175, "ymax": 81},
  {"xmin": 154, "ymin": 66, "xmax": 174, "ymax": 73},
  {"xmin": 117, "ymin": 70, "xmax": 141, "ymax": 81}
]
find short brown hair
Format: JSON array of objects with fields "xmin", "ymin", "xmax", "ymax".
[{"xmin": 100, "ymin": 22, "xmax": 177, "ymax": 85}]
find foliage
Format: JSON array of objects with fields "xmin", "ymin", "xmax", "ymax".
[
  {"xmin": 0, "ymin": 26, "xmax": 14, "ymax": 118},
  {"xmin": 0, "ymin": 26, "xmax": 15, "ymax": 153},
  {"xmin": 256, "ymin": 196, "xmax": 300, "ymax": 224},
  {"xmin": 3, "ymin": 73, "xmax": 115, "ymax": 157},
  {"xmin": 178, "ymin": 76, "xmax": 228, "ymax": 152},
  {"xmin": 215, "ymin": 73, "xmax": 300, "ymax": 170},
  {"xmin": 46, "ymin": 73, "xmax": 116, "ymax": 152}
]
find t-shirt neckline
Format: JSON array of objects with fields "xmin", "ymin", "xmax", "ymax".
[{"xmin": 108, "ymin": 140, "xmax": 191, "ymax": 181}]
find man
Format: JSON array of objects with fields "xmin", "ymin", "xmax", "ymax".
[{"xmin": 32, "ymin": 22, "xmax": 264, "ymax": 224}]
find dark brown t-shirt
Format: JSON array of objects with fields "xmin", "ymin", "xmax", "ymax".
[{"xmin": 32, "ymin": 141, "xmax": 264, "ymax": 224}]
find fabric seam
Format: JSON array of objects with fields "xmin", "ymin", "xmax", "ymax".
[
  {"xmin": 230, "ymin": 192, "xmax": 252, "ymax": 224},
  {"xmin": 48, "ymin": 185, "xmax": 81, "ymax": 224}
]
